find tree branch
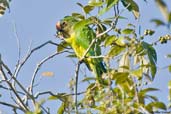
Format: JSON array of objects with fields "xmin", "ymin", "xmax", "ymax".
[
  {"xmin": 0, "ymin": 101, "xmax": 22, "ymax": 111},
  {"xmin": 74, "ymin": 61, "xmax": 82, "ymax": 113},
  {"xmin": 0, "ymin": 57, "xmax": 35, "ymax": 104},
  {"xmin": 13, "ymin": 40, "xmax": 59, "ymax": 79},
  {"xmin": 0, "ymin": 65, "xmax": 29, "ymax": 112},
  {"xmin": 30, "ymin": 51, "xmax": 65, "ymax": 95},
  {"xmin": 34, "ymin": 91, "xmax": 85, "ymax": 99}
]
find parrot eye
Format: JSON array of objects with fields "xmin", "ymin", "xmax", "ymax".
[{"xmin": 62, "ymin": 21, "xmax": 67, "ymax": 26}]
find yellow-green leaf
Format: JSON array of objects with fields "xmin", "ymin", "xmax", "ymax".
[
  {"xmin": 112, "ymin": 72, "xmax": 129, "ymax": 84},
  {"xmin": 98, "ymin": 0, "xmax": 118, "ymax": 16},
  {"xmin": 168, "ymin": 12, "xmax": 171, "ymax": 23},
  {"xmin": 155, "ymin": 0, "xmax": 169, "ymax": 21},
  {"xmin": 142, "ymin": 41, "xmax": 157, "ymax": 79},
  {"xmin": 83, "ymin": 5, "xmax": 94, "ymax": 14},
  {"xmin": 146, "ymin": 102, "xmax": 166, "ymax": 110},
  {"xmin": 131, "ymin": 68, "xmax": 143, "ymax": 78},
  {"xmin": 168, "ymin": 65, "xmax": 171, "ymax": 73},
  {"xmin": 72, "ymin": 13, "xmax": 85, "ymax": 19},
  {"xmin": 166, "ymin": 54, "xmax": 171, "ymax": 58},
  {"xmin": 57, "ymin": 102, "xmax": 65, "ymax": 114},
  {"xmin": 88, "ymin": 0, "xmax": 103, "ymax": 6},
  {"xmin": 151, "ymin": 19, "xmax": 165, "ymax": 27},
  {"xmin": 104, "ymin": 35, "xmax": 117, "ymax": 46},
  {"xmin": 121, "ymin": 28, "xmax": 134, "ymax": 34},
  {"xmin": 119, "ymin": 53, "xmax": 130, "ymax": 72},
  {"xmin": 115, "ymin": 37, "xmax": 126, "ymax": 46},
  {"xmin": 108, "ymin": 45, "xmax": 125, "ymax": 58},
  {"xmin": 121, "ymin": 0, "xmax": 140, "ymax": 19},
  {"xmin": 168, "ymin": 80, "xmax": 171, "ymax": 89},
  {"xmin": 82, "ymin": 77, "xmax": 96, "ymax": 82}
]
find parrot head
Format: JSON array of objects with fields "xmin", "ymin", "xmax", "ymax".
[{"xmin": 56, "ymin": 16, "xmax": 78, "ymax": 38}]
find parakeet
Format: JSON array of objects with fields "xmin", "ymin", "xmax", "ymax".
[{"xmin": 56, "ymin": 16, "xmax": 106, "ymax": 83}]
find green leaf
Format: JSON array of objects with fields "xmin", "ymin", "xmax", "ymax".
[
  {"xmin": 168, "ymin": 65, "xmax": 171, "ymax": 73},
  {"xmin": 166, "ymin": 54, "xmax": 171, "ymax": 58},
  {"xmin": 108, "ymin": 45, "xmax": 125, "ymax": 58},
  {"xmin": 98, "ymin": 0, "xmax": 118, "ymax": 16},
  {"xmin": 151, "ymin": 19, "xmax": 166, "ymax": 27},
  {"xmin": 106, "ymin": 0, "xmax": 118, "ymax": 7},
  {"xmin": 83, "ymin": 5, "xmax": 94, "ymax": 14},
  {"xmin": 115, "ymin": 37, "xmax": 126, "ymax": 46},
  {"xmin": 73, "ymin": 18, "xmax": 92, "ymax": 30},
  {"xmin": 168, "ymin": 80, "xmax": 171, "ymax": 89},
  {"xmin": 155, "ymin": 0, "xmax": 169, "ymax": 21},
  {"xmin": 88, "ymin": 0, "xmax": 103, "ymax": 6},
  {"xmin": 168, "ymin": 12, "xmax": 171, "ymax": 23},
  {"xmin": 57, "ymin": 102, "xmax": 65, "ymax": 114},
  {"xmin": 57, "ymin": 41, "xmax": 70, "ymax": 52},
  {"xmin": 146, "ymin": 95, "xmax": 158, "ymax": 102},
  {"xmin": 119, "ymin": 53, "xmax": 130, "ymax": 70},
  {"xmin": 146, "ymin": 102, "xmax": 167, "ymax": 111},
  {"xmin": 168, "ymin": 81, "xmax": 171, "ymax": 101},
  {"xmin": 121, "ymin": 28, "xmax": 134, "ymax": 34},
  {"xmin": 121, "ymin": 0, "xmax": 140, "ymax": 19},
  {"xmin": 140, "ymin": 88, "xmax": 159, "ymax": 94},
  {"xmin": 131, "ymin": 68, "xmax": 143, "ymax": 78},
  {"xmin": 150, "ymin": 63, "xmax": 157, "ymax": 79},
  {"xmin": 92, "ymin": 106, "xmax": 106, "ymax": 111},
  {"xmin": 66, "ymin": 53, "xmax": 77, "ymax": 58},
  {"xmin": 104, "ymin": 35, "xmax": 117, "ymax": 46},
  {"xmin": 142, "ymin": 42, "xmax": 157, "ymax": 79},
  {"xmin": 72, "ymin": 13, "xmax": 85, "ymax": 19},
  {"xmin": 82, "ymin": 77, "xmax": 96, "ymax": 82},
  {"xmin": 112, "ymin": 72, "xmax": 129, "ymax": 84}
]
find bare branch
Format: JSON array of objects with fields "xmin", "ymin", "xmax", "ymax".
[
  {"xmin": 13, "ymin": 22, "xmax": 21, "ymax": 66},
  {"xmin": 0, "ymin": 85, "xmax": 25, "ymax": 95},
  {"xmin": 30, "ymin": 51, "xmax": 65, "ymax": 95},
  {"xmin": 34, "ymin": 91, "xmax": 85, "ymax": 99},
  {"xmin": 0, "ymin": 57, "xmax": 35, "ymax": 102},
  {"xmin": 87, "ymin": 55, "xmax": 105, "ymax": 59},
  {"xmin": 13, "ymin": 40, "xmax": 59, "ymax": 79},
  {"xmin": 74, "ymin": 61, "xmax": 82, "ymax": 113},
  {"xmin": 0, "ymin": 65, "xmax": 29, "ymax": 112},
  {"xmin": 0, "ymin": 101, "xmax": 22, "ymax": 111}
]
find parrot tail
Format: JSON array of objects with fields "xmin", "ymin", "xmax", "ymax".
[
  {"xmin": 92, "ymin": 60, "xmax": 107, "ymax": 84},
  {"xmin": 84, "ymin": 58, "xmax": 107, "ymax": 84}
]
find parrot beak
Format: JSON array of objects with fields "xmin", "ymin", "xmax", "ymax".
[{"xmin": 56, "ymin": 21, "xmax": 62, "ymax": 31}]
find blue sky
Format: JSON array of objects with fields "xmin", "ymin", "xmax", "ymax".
[{"xmin": 0, "ymin": 0, "xmax": 171, "ymax": 113}]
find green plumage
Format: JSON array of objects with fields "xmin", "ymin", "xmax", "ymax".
[{"xmin": 57, "ymin": 16, "xmax": 106, "ymax": 82}]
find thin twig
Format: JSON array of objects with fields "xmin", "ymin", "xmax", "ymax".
[
  {"xmin": 0, "ymin": 85, "xmax": 25, "ymax": 95},
  {"xmin": 34, "ymin": 91, "xmax": 85, "ymax": 99},
  {"xmin": 74, "ymin": 61, "xmax": 82, "ymax": 113},
  {"xmin": 88, "ymin": 55, "xmax": 105, "ymax": 59},
  {"xmin": 0, "ymin": 66, "xmax": 29, "ymax": 112},
  {"xmin": 13, "ymin": 40, "xmax": 59, "ymax": 79},
  {"xmin": 13, "ymin": 22, "xmax": 21, "ymax": 67},
  {"xmin": 1, "ymin": 59, "xmax": 35, "ymax": 104},
  {"xmin": 30, "ymin": 51, "xmax": 65, "ymax": 95},
  {"xmin": 0, "ymin": 101, "xmax": 22, "ymax": 111}
]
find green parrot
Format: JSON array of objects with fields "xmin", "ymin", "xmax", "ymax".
[{"xmin": 56, "ymin": 16, "xmax": 106, "ymax": 82}]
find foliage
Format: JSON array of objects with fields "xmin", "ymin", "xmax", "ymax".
[{"xmin": 0, "ymin": 0, "xmax": 171, "ymax": 114}]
